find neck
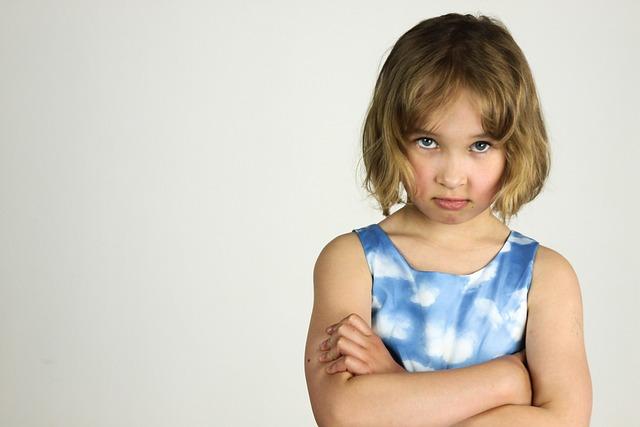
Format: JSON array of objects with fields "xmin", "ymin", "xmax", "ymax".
[{"xmin": 399, "ymin": 204, "xmax": 506, "ymax": 248}]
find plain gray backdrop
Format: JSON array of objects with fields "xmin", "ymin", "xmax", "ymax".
[{"xmin": 1, "ymin": 0, "xmax": 638, "ymax": 426}]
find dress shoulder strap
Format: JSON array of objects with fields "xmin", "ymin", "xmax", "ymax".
[
  {"xmin": 352, "ymin": 224, "xmax": 414, "ymax": 280},
  {"xmin": 352, "ymin": 224, "xmax": 380, "ymax": 276}
]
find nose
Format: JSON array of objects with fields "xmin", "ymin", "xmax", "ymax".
[{"xmin": 436, "ymin": 155, "xmax": 467, "ymax": 189}]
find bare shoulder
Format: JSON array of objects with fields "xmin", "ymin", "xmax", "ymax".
[
  {"xmin": 529, "ymin": 244, "xmax": 581, "ymax": 307},
  {"xmin": 304, "ymin": 230, "xmax": 373, "ymax": 425},
  {"xmin": 532, "ymin": 244, "xmax": 577, "ymax": 273},
  {"xmin": 313, "ymin": 231, "xmax": 371, "ymax": 288}
]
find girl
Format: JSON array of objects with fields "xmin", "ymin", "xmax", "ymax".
[{"xmin": 304, "ymin": 12, "xmax": 592, "ymax": 427}]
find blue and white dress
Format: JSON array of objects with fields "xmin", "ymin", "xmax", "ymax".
[{"xmin": 353, "ymin": 223, "xmax": 540, "ymax": 372}]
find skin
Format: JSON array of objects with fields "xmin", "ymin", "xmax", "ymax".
[
  {"xmin": 318, "ymin": 88, "xmax": 530, "ymax": 391},
  {"xmin": 318, "ymin": 312, "xmax": 529, "ymax": 406},
  {"xmin": 318, "ymin": 313, "xmax": 405, "ymax": 375},
  {"xmin": 401, "ymin": 88, "xmax": 508, "ymax": 248}
]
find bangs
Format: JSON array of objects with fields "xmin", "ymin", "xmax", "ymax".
[{"xmin": 403, "ymin": 65, "xmax": 519, "ymax": 147}]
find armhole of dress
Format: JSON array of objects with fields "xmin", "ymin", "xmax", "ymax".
[
  {"xmin": 352, "ymin": 229, "xmax": 374, "ymax": 281},
  {"xmin": 524, "ymin": 241, "xmax": 541, "ymax": 302}
]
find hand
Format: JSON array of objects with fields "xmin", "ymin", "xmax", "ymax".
[
  {"xmin": 318, "ymin": 313, "xmax": 406, "ymax": 376},
  {"xmin": 500, "ymin": 349, "xmax": 532, "ymax": 405}
]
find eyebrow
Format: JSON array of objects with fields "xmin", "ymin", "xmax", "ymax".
[{"xmin": 410, "ymin": 128, "xmax": 492, "ymax": 139}]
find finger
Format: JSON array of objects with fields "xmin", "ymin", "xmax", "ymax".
[
  {"xmin": 320, "ymin": 335, "xmax": 368, "ymax": 363},
  {"xmin": 344, "ymin": 313, "xmax": 374, "ymax": 336},
  {"xmin": 319, "ymin": 334, "xmax": 362, "ymax": 362},
  {"xmin": 326, "ymin": 313, "xmax": 356, "ymax": 334},
  {"xmin": 325, "ymin": 323, "xmax": 337, "ymax": 334},
  {"xmin": 331, "ymin": 323, "xmax": 370, "ymax": 348},
  {"xmin": 320, "ymin": 322, "xmax": 363, "ymax": 348},
  {"xmin": 326, "ymin": 315, "xmax": 350, "ymax": 334},
  {"xmin": 327, "ymin": 355, "xmax": 371, "ymax": 376},
  {"xmin": 330, "ymin": 312, "xmax": 361, "ymax": 331},
  {"xmin": 326, "ymin": 356, "xmax": 347, "ymax": 374},
  {"xmin": 343, "ymin": 355, "xmax": 373, "ymax": 375}
]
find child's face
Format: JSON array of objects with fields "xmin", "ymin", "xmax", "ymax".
[{"xmin": 403, "ymin": 90, "xmax": 506, "ymax": 225}]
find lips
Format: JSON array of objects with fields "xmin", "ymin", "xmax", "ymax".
[{"xmin": 434, "ymin": 198, "xmax": 469, "ymax": 210}]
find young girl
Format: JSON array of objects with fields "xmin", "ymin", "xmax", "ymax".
[{"xmin": 304, "ymin": 12, "xmax": 592, "ymax": 427}]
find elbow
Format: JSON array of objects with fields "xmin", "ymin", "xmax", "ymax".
[
  {"xmin": 560, "ymin": 415, "xmax": 591, "ymax": 427},
  {"xmin": 312, "ymin": 399, "xmax": 349, "ymax": 427},
  {"xmin": 540, "ymin": 400, "xmax": 592, "ymax": 427},
  {"xmin": 331, "ymin": 393, "xmax": 377, "ymax": 427},
  {"xmin": 307, "ymin": 367, "xmax": 360, "ymax": 427},
  {"xmin": 308, "ymin": 383, "xmax": 351, "ymax": 427},
  {"xmin": 329, "ymin": 400, "xmax": 357, "ymax": 427},
  {"xmin": 311, "ymin": 386, "xmax": 363, "ymax": 427},
  {"xmin": 568, "ymin": 406, "xmax": 593, "ymax": 427},
  {"xmin": 314, "ymin": 394, "xmax": 359, "ymax": 427}
]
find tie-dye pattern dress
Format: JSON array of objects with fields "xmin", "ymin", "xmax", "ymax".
[{"xmin": 352, "ymin": 223, "xmax": 540, "ymax": 372}]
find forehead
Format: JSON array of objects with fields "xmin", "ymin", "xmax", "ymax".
[
  {"xmin": 411, "ymin": 93, "xmax": 486, "ymax": 135},
  {"xmin": 413, "ymin": 87, "xmax": 484, "ymax": 123}
]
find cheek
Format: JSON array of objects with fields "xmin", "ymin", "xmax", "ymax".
[
  {"xmin": 412, "ymin": 164, "xmax": 432, "ymax": 181},
  {"xmin": 477, "ymin": 163, "xmax": 505, "ymax": 193},
  {"xmin": 409, "ymin": 162, "xmax": 435, "ymax": 194},
  {"xmin": 408, "ymin": 154, "xmax": 432, "ymax": 179}
]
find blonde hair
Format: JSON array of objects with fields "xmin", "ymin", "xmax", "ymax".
[{"xmin": 359, "ymin": 13, "xmax": 550, "ymax": 224}]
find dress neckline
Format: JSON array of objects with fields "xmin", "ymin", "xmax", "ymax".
[{"xmin": 372, "ymin": 223, "xmax": 513, "ymax": 277}]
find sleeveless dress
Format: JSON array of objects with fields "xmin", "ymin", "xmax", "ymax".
[{"xmin": 352, "ymin": 223, "xmax": 540, "ymax": 372}]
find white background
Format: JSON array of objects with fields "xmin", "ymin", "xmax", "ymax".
[{"xmin": 1, "ymin": 1, "xmax": 638, "ymax": 425}]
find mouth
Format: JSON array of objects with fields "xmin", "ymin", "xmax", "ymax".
[{"xmin": 433, "ymin": 198, "xmax": 469, "ymax": 210}]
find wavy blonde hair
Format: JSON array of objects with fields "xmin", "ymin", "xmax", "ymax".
[{"xmin": 359, "ymin": 13, "xmax": 550, "ymax": 224}]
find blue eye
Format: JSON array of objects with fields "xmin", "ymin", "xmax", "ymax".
[
  {"xmin": 416, "ymin": 137, "xmax": 437, "ymax": 149},
  {"xmin": 415, "ymin": 137, "xmax": 493, "ymax": 153},
  {"xmin": 471, "ymin": 141, "xmax": 493, "ymax": 153}
]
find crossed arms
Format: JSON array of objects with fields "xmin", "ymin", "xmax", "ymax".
[{"xmin": 303, "ymin": 232, "xmax": 592, "ymax": 426}]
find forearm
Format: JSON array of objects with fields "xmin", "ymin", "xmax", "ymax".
[
  {"xmin": 333, "ymin": 358, "xmax": 514, "ymax": 427},
  {"xmin": 452, "ymin": 403, "xmax": 571, "ymax": 427}
]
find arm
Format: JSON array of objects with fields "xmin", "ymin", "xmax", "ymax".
[
  {"xmin": 304, "ymin": 232, "xmax": 528, "ymax": 427},
  {"xmin": 333, "ymin": 356, "xmax": 525, "ymax": 427},
  {"xmin": 452, "ymin": 246, "xmax": 593, "ymax": 427}
]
